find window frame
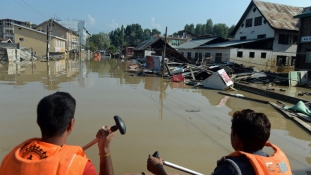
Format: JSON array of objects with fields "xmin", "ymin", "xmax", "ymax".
[
  {"xmin": 245, "ymin": 18, "xmax": 253, "ymax": 28},
  {"xmin": 237, "ymin": 51, "xmax": 243, "ymax": 58},
  {"xmin": 254, "ymin": 17, "xmax": 262, "ymax": 26}
]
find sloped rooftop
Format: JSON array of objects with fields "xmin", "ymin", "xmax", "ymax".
[
  {"xmin": 254, "ymin": 0, "xmax": 302, "ymax": 31},
  {"xmin": 177, "ymin": 37, "xmax": 218, "ymax": 49}
]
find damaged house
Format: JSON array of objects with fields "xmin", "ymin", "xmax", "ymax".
[
  {"xmin": 191, "ymin": 0, "xmax": 303, "ymax": 72},
  {"xmin": 133, "ymin": 37, "xmax": 191, "ymax": 64}
]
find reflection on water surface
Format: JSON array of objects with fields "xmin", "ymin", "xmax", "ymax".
[{"xmin": 0, "ymin": 58, "xmax": 310, "ymax": 174}]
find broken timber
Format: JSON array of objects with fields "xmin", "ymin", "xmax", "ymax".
[{"xmin": 218, "ymin": 92, "xmax": 270, "ymax": 104}]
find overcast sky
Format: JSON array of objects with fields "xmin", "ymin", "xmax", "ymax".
[{"xmin": 2, "ymin": 0, "xmax": 310, "ymax": 35}]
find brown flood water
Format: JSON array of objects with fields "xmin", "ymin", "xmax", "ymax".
[{"xmin": 0, "ymin": 58, "xmax": 310, "ymax": 175}]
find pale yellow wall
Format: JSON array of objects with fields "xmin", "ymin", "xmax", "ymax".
[
  {"xmin": 36, "ymin": 21, "xmax": 79, "ymax": 51},
  {"xmin": 14, "ymin": 25, "xmax": 65, "ymax": 57}
]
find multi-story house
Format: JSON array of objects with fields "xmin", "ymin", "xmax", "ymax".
[
  {"xmin": 195, "ymin": 0, "xmax": 302, "ymax": 72},
  {"xmin": 58, "ymin": 20, "xmax": 91, "ymax": 50},
  {"xmin": 294, "ymin": 7, "xmax": 311, "ymax": 74},
  {"xmin": 14, "ymin": 24, "xmax": 66, "ymax": 57},
  {"xmin": 36, "ymin": 19, "xmax": 80, "ymax": 52},
  {"xmin": 0, "ymin": 19, "xmax": 32, "ymax": 41}
]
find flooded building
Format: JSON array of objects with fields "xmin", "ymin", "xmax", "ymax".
[
  {"xmin": 230, "ymin": 0, "xmax": 302, "ymax": 72},
  {"xmin": 13, "ymin": 24, "xmax": 66, "ymax": 57},
  {"xmin": 57, "ymin": 20, "xmax": 91, "ymax": 51},
  {"xmin": 133, "ymin": 37, "xmax": 191, "ymax": 63},
  {"xmin": 294, "ymin": 7, "xmax": 311, "ymax": 74},
  {"xmin": 177, "ymin": 37, "xmax": 227, "ymax": 63},
  {"xmin": 199, "ymin": 1, "xmax": 302, "ymax": 72},
  {"xmin": 36, "ymin": 19, "xmax": 80, "ymax": 53},
  {"xmin": 0, "ymin": 19, "xmax": 33, "ymax": 41}
]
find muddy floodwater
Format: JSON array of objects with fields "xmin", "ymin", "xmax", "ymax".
[{"xmin": 0, "ymin": 58, "xmax": 311, "ymax": 175}]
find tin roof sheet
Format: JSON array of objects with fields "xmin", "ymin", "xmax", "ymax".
[
  {"xmin": 177, "ymin": 37, "xmax": 218, "ymax": 49},
  {"xmin": 254, "ymin": 0, "xmax": 303, "ymax": 31},
  {"xmin": 198, "ymin": 37, "xmax": 274, "ymax": 48}
]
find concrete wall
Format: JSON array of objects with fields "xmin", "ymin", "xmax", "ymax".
[
  {"xmin": 273, "ymin": 30, "xmax": 298, "ymax": 53},
  {"xmin": 14, "ymin": 25, "xmax": 66, "ymax": 57},
  {"xmin": 229, "ymin": 48, "xmax": 294, "ymax": 72},
  {"xmin": 234, "ymin": 4, "xmax": 275, "ymax": 40},
  {"xmin": 36, "ymin": 21, "xmax": 79, "ymax": 51},
  {"xmin": 179, "ymin": 48, "xmax": 231, "ymax": 62}
]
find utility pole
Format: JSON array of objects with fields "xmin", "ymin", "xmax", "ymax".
[
  {"xmin": 162, "ymin": 27, "xmax": 167, "ymax": 77},
  {"xmin": 46, "ymin": 18, "xmax": 53, "ymax": 62}
]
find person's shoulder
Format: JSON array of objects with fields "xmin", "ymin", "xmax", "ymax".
[{"xmin": 212, "ymin": 155, "xmax": 255, "ymax": 175}]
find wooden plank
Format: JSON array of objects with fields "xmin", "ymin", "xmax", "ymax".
[{"xmin": 218, "ymin": 92, "xmax": 270, "ymax": 104}]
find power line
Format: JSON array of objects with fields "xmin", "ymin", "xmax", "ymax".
[{"xmin": 12, "ymin": 0, "xmax": 50, "ymax": 19}]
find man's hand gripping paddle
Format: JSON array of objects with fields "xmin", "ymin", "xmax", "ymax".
[{"xmin": 83, "ymin": 115, "xmax": 126, "ymax": 150}]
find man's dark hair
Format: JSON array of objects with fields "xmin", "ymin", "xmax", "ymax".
[
  {"xmin": 232, "ymin": 109, "xmax": 271, "ymax": 152},
  {"xmin": 37, "ymin": 92, "xmax": 76, "ymax": 137}
]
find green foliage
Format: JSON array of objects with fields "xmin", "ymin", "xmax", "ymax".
[
  {"xmin": 206, "ymin": 19, "xmax": 213, "ymax": 34},
  {"xmin": 182, "ymin": 18, "xmax": 234, "ymax": 39},
  {"xmin": 90, "ymin": 32, "xmax": 111, "ymax": 50},
  {"xmin": 228, "ymin": 24, "xmax": 236, "ymax": 38},
  {"xmin": 108, "ymin": 45, "xmax": 118, "ymax": 54},
  {"xmin": 89, "ymin": 41, "xmax": 96, "ymax": 52},
  {"xmin": 213, "ymin": 23, "xmax": 229, "ymax": 39},
  {"xmin": 109, "ymin": 23, "xmax": 162, "ymax": 48}
]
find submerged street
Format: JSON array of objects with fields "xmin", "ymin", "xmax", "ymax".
[{"xmin": 0, "ymin": 58, "xmax": 310, "ymax": 175}]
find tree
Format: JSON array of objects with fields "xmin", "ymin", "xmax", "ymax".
[
  {"xmin": 206, "ymin": 19, "xmax": 213, "ymax": 35},
  {"xmin": 213, "ymin": 23, "xmax": 229, "ymax": 39},
  {"xmin": 195, "ymin": 24, "xmax": 203, "ymax": 35},
  {"xmin": 108, "ymin": 45, "xmax": 118, "ymax": 55},
  {"xmin": 120, "ymin": 25, "xmax": 125, "ymax": 46},
  {"xmin": 189, "ymin": 23, "xmax": 195, "ymax": 33},
  {"xmin": 184, "ymin": 24, "xmax": 189, "ymax": 31},
  {"xmin": 151, "ymin": 28, "xmax": 161, "ymax": 35},
  {"xmin": 89, "ymin": 41, "xmax": 96, "ymax": 52},
  {"xmin": 90, "ymin": 32, "xmax": 111, "ymax": 50},
  {"xmin": 228, "ymin": 24, "xmax": 236, "ymax": 38}
]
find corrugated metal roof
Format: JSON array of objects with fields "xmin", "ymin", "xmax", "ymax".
[
  {"xmin": 133, "ymin": 38, "xmax": 160, "ymax": 51},
  {"xmin": 254, "ymin": 0, "xmax": 303, "ymax": 31},
  {"xmin": 294, "ymin": 7, "xmax": 311, "ymax": 18},
  {"xmin": 198, "ymin": 37, "xmax": 274, "ymax": 48},
  {"xmin": 177, "ymin": 37, "xmax": 218, "ymax": 49}
]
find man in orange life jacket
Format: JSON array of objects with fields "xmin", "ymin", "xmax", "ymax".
[
  {"xmin": 147, "ymin": 109, "xmax": 292, "ymax": 175},
  {"xmin": 0, "ymin": 92, "xmax": 114, "ymax": 175}
]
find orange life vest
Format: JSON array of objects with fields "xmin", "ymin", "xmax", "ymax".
[
  {"xmin": 0, "ymin": 138, "xmax": 89, "ymax": 175},
  {"xmin": 229, "ymin": 142, "xmax": 292, "ymax": 175}
]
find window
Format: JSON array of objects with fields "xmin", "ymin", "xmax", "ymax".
[
  {"xmin": 279, "ymin": 34, "xmax": 291, "ymax": 44},
  {"xmin": 293, "ymin": 36, "xmax": 298, "ymax": 44},
  {"xmin": 205, "ymin": 53, "xmax": 211, "ymax": 58},
  {"xmin": 276, "ymin": 56, "xmax": 287, "ymax": 66},
  {"xmin": 199, "ymin": 53, "xmax": 202, "ymax": 59},
  {"xmin": 240, "ymin": 36, "xmax": 247, "ymax": 40},
  {"xmin": 237, "ymin": 51, "xmax": 243, "ymax": 57},
  {"xmin": 257, "ymin": 34, "xmax": 266, "ymax": 39},
  {"xmin": 253, "ymin": 8, "xmax": 257, "ymax": 12},
  {"xmin": 195, "ymin": 52, "xmax": 198, "ymax": 58},
  {"xmin": 187, "ymin": 52, "xmax": 191, "ymax": 59},
  {"xmin": 246, "ymin": 18, "xmax": 253, "ymax": 27},
  {"xmin": 249, "ymin": 52, "xmax": 255, "ymax": 58},
  {"xmin": 254, "ymin": 17, "xmax": 262, "ymax": 26},
  {"xmin": 306, "ymin": 49, "xmax": 311, "ymax": 63},
  {"xmin": 261, "ymin": 52, "xmax": 266, "ymax": 58},
  {"xmin": 291, "ymin": 56, "xmax": 296, "ymax": 66},
  {"xmin": 215, "ymin": 53, "xmax": 222, "ymax": 63}
]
